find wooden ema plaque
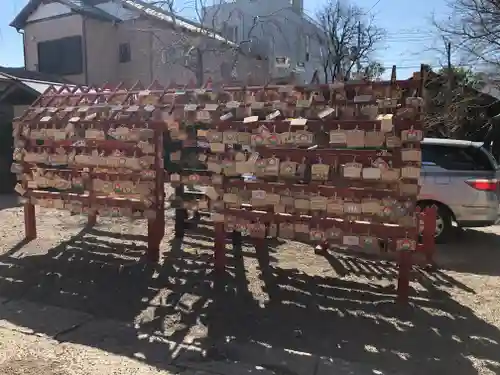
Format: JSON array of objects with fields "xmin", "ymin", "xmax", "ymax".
[
  {"xmin": 164, "ymin": 68, "xmax": 436, "ymax": 303},
  {"xmin": 12, "ymin": 82, "xmax": 167, "ymax": 261}
]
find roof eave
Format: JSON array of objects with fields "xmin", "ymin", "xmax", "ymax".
[
  {"xmin": 9, "ymin": 0, "xmax": 41, "ymax": 30},
  {"xmin": 120, "ymin": 0, "xmax": 236, "ymax": 47},
  {"xmin": 10, "ymin": 0, "xmax": 121, "ymax": 30},
  {"xmin": 10, "ymin": 20, "xmax": 24, "ymax": 31}
]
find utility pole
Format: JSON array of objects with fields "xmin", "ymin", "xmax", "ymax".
[
  {"xmin": 445, "ymin": 40, "xmax": 452, "ymax": 109},
  {"xmin": 356, "ymin": 21, "xmax": 362, "ymax": 74},
  {"xmin": 196, "ymin": 48, "xmax": 204, "ymax": 86},
  {"xmin": 442, "ymin": 40, "xmax": 454, "ymax": 137}
]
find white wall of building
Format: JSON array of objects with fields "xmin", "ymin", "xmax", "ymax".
[
  {"xmin": 26, "ymin": 2, "xmax": 73, "ymax": 22},
  {"xmin": 203, "ymin": 0, "xmax": 325, "ymax": 83}
]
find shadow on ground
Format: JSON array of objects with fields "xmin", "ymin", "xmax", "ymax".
[
  {"xmin": 435, "ymin": 226, "xmax": 500, "ymax": 276},
  {"xmin": 0, "ymin": 222, "xmax": 498, "ymax": 375},
  {"xmin": 0, "ymin": 194, "xmax": 20, "ymax": 211}
]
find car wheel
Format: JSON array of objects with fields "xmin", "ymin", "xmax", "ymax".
[{"xmin": 418, "ymin": 203, "xmax": 453, "ymax": 244}]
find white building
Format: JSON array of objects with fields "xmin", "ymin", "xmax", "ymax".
[
  {"xmin": 202, "ymin": 0, "xmax": 326, "ymax": 83},
  {"xmin": 10, "ymin": 0, "xmax": 268, "ymax": 87}
]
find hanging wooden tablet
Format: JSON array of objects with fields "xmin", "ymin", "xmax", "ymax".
[
  {"xmin": 361, "ymin": 198, "xmax": 382, "ymax": 215},
  {"xmin": 327, "ymin": 197, "xmax": 344, "ymax": 215},
  {"xmin": 399, "ymin": 183, "xmax": 419, "ymax": 196},
  {"xmin": 279, "ymin": 159, "xmax": 297, "ymax": 177},
  {"xmin": 401, "ymin": 148, "xmax": 422, "ymax": 162},
  {"xmin": 326, "ymin": 226, "xmax": 342, "ymax": 241},
  {"xmin": 343, "ymin": 161, "xmax": 362, "ymax": 179},
  {"xmin": 265, "ymin": 156, "xmax": 280, "ymax": 176},
  {"xmin": 396, "ymin": 237, "xmax": 417, "ymax": 251},
  {"xmin": 401, "ymin": 165, "xmax": 420, "ymax": 179},
  {"xmin": 329, "ymin": 126, "xmax": 347, "ymax": 146},
  {"xmin": 346, "ymin": 129, "xmax": 365, "ymax": 148},
  {"xmin": 311, "ymin": 161, "xmax": 329, "ymax": 181},
  {"xmin": 401, "ymin": 127, "xmax": 423, "ymax": 142},
  {"xmin": 310, "ymin": 195, "xmax": 328, "ymax": 211},
  {"xmin": 362, "ymin": 164, "xmax": 381, "ymax": 180},
  {"xmin": 309, "ymin": 226, "xmax": 325, "ymax": 242},
  {"xmin": 265, "ymin": 192, "xmax": 281, "ymax": 206},
  {"xmin": 385, "ymin": 134, "xmax": 402, "ymax": 149},
  {"xmin": 294, "ymin": 130, "xmax": 314, "ymax": 146},
  {"xmin": 342, "ymin": 233, "xmax": 360, "ymax": 247},
  {"xmin": 249, "ymin": 222, "xmax": 266, "ymax": 238},
  {"xmin": 364, "ymin": 128, "xmax": 385, "ymax": 148},
  {"xmin": 250, "ymin": 190, "xmax": 267, "ymax": 207},
  {"xmin": 360, "ymin": 235, "xmax": 380, "ymax": 251}
]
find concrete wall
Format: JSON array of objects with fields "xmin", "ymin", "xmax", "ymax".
[
  {"xmin": 115, "ymin": 17, "xmax": 267, "ymax": 86},
  {"xmin": 84, "ymin": 17, "xmax": 119, "ymax": 85},
  {"xmin": 21, "ymin": 2, "xmax": 267, "ymax": 87},
  {"xmin": 23, "ymin": 14, "xmax": 86, "ymax": 84},
  {"xmin": 203, "ymin": 0, "xmax": 325, "ymax": 83}
]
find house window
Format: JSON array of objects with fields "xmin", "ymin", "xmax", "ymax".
[
  {"xmin": 221, "ymin": 22, "xmax": 238, "ymax": 43},
  {"xmin": 305, "ymin": 35, "xmax": 310, "ymax": 61},
  {"xmin": 37, "ymin": 36, "xmax": 83, "ymax": 76},
  {"xmin": 119, "ymin": 43, "xmax": 131, "ymax": 63},
  {"xmin": 233, "ymin": 26, "xmax": 239, "ymax": 43},
  {"xmin": 85, "ymin": 0, "xmax": 108, "ymax": 4}
]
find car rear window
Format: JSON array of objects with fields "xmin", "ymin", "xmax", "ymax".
[
  {"xmin": 422, "ymin": 144, "xmax": 495, "ymax": 171},
  {"xmin": 480, "ymin": 146, "xmax": 500, "ymax": 170}
]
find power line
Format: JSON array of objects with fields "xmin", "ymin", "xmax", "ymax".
[
  {"xmin": 385, "ymin": 39, "xmax": 436, "ymax": 42},
  {"xmin": 376, "ymin": 62, "xmax": 497, "ymax": 70},
  {"xmin": 366, "ymin": 0, "xmax": 383, "ymax": 14},
  {"xmin": 386, "ymin": 33, "xmax": 435, "ymax": 38}
]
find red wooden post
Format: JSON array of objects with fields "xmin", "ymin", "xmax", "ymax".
[
  {"xmin": 87, "ymin": 170, "xmax": 97, "ymax": 227},
  {"xmin": 397, "ymin": 250, "xmax": 412, "ymax": 303},
  {"xmin": 87, "ymin": 213, "xmax": 97, "ymax": 227},
  {"xmin": 24, "ymin": 202, "xmax": 37, "ymax": 240},
  {"xmin": 146, "ymin": 108, "xmax": 166, "ymax": 263},
  {"xmin": 214, "ymin": 222, "xmax": 226, "ymax": 271},
  {"xmin": 150, "ymin": 196, "xmax": 166, "ymax": 258},
  {"xmin": 147, "ymin": 218, "xmax": 160, "ymax": 262},
  {"xmin": 254, "ymin": 237, "xmax": 266, "ymax": 253}
]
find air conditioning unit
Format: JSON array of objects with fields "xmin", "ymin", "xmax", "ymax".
[
  {"xmin": 275, "ymin": 57, "xmax": 290, "ymax": 68},
  {"xmin": 294, "ymin": 62, "xmax": 305, "ymax": 72}
]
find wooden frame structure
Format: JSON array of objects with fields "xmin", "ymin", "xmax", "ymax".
[
  {"xmin": 10, "ymin": 70, "xmax": 437, "ymax": 302},
  {"xmin": 12, "ymin": 82, "xmax": 166, "ymax": 261},
  {"xmin": 167, "ymin": 67, "xmax": 436, "ymax": 303}
]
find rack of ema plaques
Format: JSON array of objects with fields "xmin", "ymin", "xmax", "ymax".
[
  {"xmin": 11, "ymin": 83, "xmax": 166, "ymax": 261},
  {"xmin": 166, "ymin": 70, "xmax": 437, "ymax": 303}
]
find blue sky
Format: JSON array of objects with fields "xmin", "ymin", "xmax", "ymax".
[
  {"xmin": 0, "ymin": 0, "xmax": 448, "ymax": 79},
  {"xmin": 0, "ymin": 0, "xmax": 25, "ymax": 67}
]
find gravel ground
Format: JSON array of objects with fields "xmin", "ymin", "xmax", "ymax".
[
  {"xmin": 0, "ymin": 192, "xmax": 499, "ymax": 375},
  {"xmin": 0, "ymin": 327, "xmax": 179, "ymax": 375}
]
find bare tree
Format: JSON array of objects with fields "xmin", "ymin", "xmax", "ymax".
[
  {"xmin": 363, "ymin": 61, "xmax": 385, "ymax": 80},
  {"xmin": 136, "ymin": 0, "xmax": 293, "ymax": 86},
  {"xmin": 420, "ymin": 60, "xmax": 496, "ymax": 141},
  {"xmin": 131, "ymin": 0, "xmax": 242, "ymax": 85},
  {"xmin": 434, "ymin": 0, "xmax": 500, "ymax": 72},
  {"xmin": 314, "ymin": 0, "xmax": 385, "ymax": 83}
]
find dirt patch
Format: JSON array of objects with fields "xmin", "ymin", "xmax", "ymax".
[
  {"xmin": 0, "ymin": 358, "xmax": 69, "ymax": 375},
  {"xmin": 0, "ymin": 194, "xmax": 499, "ymax": 375}
]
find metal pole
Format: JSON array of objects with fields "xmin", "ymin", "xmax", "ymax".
[{"xmin": 356, "ymin": 21, "xmax": 361, "ymax": 74}]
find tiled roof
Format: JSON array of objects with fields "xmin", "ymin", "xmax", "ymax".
[
  {"xmin": 120, "ymin": 0, "xmax": 236, "ymax": 46},
  {"xmin": 0, "ymin": 67, "xmax": 71, "ymax": 84},
  {"xmin": 0, "ymin": 68, "xmax": 78, "ymax": 98},
  {"xmin": 10, "ymin": 0, "xmax": 121, "ymax": 30},
  {"xmin": 11, "ymin": 0, "xmax": 234, "ymax": 46}
]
